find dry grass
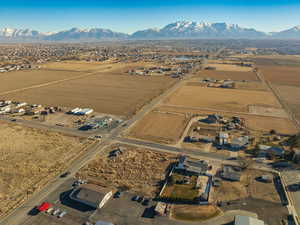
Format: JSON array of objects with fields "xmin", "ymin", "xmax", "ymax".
[
  {"xmin": 128, "ymin": 111, "xmax": 189, "ymax": 144},
  {"xmin": 171, "ymin": 205, "xmax": 221, "ymax": 222},
  {"xmin": 274, "ymin": 84, "xmax": 300, "ymax": 123},
  {"xmin": 0, "ymin": 121, "xmax": 91, "ymax": 216},
  {"xmin": 0, "ymin": 70, "xmax": 82, "ymax": 94},
  {"xmin": 76, "ymin": 145, "xmax": 177, "ymax": 197},
  {"xmin": 245, "ymin": 170, "xmax": 280, "ymax": 203},
  {"xmin": 197, "ymin": 70, "xmax": 258, "ymax": 81},
  {"xmin": 164, "ymin": 86, "xmax": 281, "ymax": 113},
  {"xmin": 213, "ymin": 169, "xmax": 280, "ymax": 203},
  {"xmin": 41, "ymin": 60, "xmax": 113, "ymax": 72},
  {"xmin": 2, "ymin": 74, "xmax": 176, "ymax": 117},
  {"xmin": 258, "ymin": 65, "xmax": 300, "ymax": 86},
  {"xmin": 205, "ymin": 63, "xmax": 253, "ymax": 72},
  {"xmin": 244, "ymin": 116, "xmax": 298, "ymax": 135}
]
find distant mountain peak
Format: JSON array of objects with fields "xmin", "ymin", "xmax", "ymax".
[{"xmin": 1, "ymin": 21, "xmax": 300, "ymax": 41}]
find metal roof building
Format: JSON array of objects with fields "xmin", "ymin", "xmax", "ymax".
[
  {"xmin": 235, "ymin": 215, "xmax": 264, "ymax": 225},
  {"xmin": 69, "ymin": 184, "xmax": 112, "ymax": 209}
]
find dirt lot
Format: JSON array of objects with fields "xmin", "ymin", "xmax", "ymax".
[
  {"xmin": 197, "ymin": 70, "xmax": 258, "ymax": 81},
  {"xmin": 164, "ymin": 86, "xmax": 281, "ymax": 113},
  {"xmin": 213, "ymin": 169, "xmax": 280, "ymax": 203},
  {"xmin": 76, "ymin": 144, "xmax": 177, "ymax": 197},
  {"xmin": 274, "ymin": 84, "xmax": 300, "ymax": 122},
  {"xmin": 244, "ymin": 115, "xmax": 298, "ymax": 135},
  {"xmin": 0, "ymin": 70, "xmax": 83, "ymax": 94},
  {"xmin": 258, "ymin": 65, "xmax": 300, "ymax": 86},
  {"xmin": 205, "ymin": 63, "xmax": 253, "ymax": 72},
  {"xmin": 128, "ymin": 110, "xmax": 189, "ymax": 144},
  {"xmin": 2, "ymin": 74, "xmax": 176, "ymax": 117},
  {"xmin": 0, "ymin": 121, "xmax": 92, "ymax": 217}
]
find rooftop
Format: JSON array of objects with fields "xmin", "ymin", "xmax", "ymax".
[{"xmin": 70, "ymin": 184, "xmax": 111, "ymax": 208}]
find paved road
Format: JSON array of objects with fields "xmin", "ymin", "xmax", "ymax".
[
  {"xmin": 0, "ymin": 74, "xmax": 186, "ymax": 225},
  {"xmin": 0, "ymin": 116, "xmax": 94, "ymax": 138},
  {"xmin": 117, "ymin": 137, "xmax": 228, "ymax": 161}
]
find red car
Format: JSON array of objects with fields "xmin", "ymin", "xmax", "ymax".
[{"xmin": 37, "ymin": 202, "xmax": 50, "ymax": 212}]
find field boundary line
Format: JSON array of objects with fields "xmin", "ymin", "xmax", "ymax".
[{"xmin": 0, "ymin": 70, "xmax": 104, "ymax": 96}]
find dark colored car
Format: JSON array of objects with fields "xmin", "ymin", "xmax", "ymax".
[
  {"xmin": 114, "ymin": 191, "xmax": 121, "ymax": 198},
  {"xmin": 60, "ymin": 171, "xmax": 70, "ymax": 178},
  {"xmin": 142, "ymin": 198, "xmax": 150, "ymax": 206},
  {"xmin": 137, "ymin": 196, "xmax": 144, "ymax": 203},
  {"xmin": 132, "ymin": 195, "xmax": 139, "ymax": 201}
]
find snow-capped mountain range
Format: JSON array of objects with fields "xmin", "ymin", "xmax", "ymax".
[{"xmin": 1, "ymin": 21, "xmax": 300, "ymax": 41}]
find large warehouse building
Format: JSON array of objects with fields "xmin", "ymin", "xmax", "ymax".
[{"xmin": 69, "ymin": 184, "xmax": 113, "ymax": 209}]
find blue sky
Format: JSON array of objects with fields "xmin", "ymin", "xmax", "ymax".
[{"xmin": 1, "ymin": 0, "xmax": 300, "ymax": 33}]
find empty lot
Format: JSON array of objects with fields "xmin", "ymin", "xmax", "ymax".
[
  {"xmin": 128, "ymin": 110, "xmax": 189, "ymax": 144},
  {"xmin": 0, "ymin": 121, "xmax": 91, "ymax": 217},
  {"xmin": 164, "ymin": 86, "xmax": 281, "ymax": 113},
  {"xmin": 76, "ymin": 144, "xmax": 177, "ymax": 197},
  {"xmin": 2, "ymin": 74, "xmax": 176, "ymax": 117}
]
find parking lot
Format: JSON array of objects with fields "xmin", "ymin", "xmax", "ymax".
[{"xmin": 22, "ymin": 177, "xmax": 209, "ymax": 225}]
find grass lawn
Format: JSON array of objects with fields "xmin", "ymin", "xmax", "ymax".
[{"xmin": 161, "ymin": 173, "xmax": 199, "ymax": 201}]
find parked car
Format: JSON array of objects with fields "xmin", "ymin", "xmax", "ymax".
[
  {"xmin": 142, "ymin": 198, "xmax": 150, "ymax": 206},
  {"xmin": 36, "ymin": 202, "xmax": 50, "ymax": 212},
  {"xmin": 114, "ymin": 191, "xmax": 121, "ymax": 198},
  {"xmin": 52, "ymin": 209, "xmax": 60, "ymax": 216},
  {"xmin": 46, "ymin": 208, "xmax": 54, "ymax": 214},
  {"xmin": 132, "ymin": 195, "xmax": 139, "ymax": 201},
  {"xmin": 58, "ymin": 211, "xmax": 67, "ymax": 218},
  {"xmin": 137, "ymin": 196, "xmax": 144, "ymax": 203}
]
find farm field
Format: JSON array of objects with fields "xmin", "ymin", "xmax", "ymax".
[
  {"xmin": 128, "ymin": 110, "xmax": 189, "ymax": 144},
  {"xmin": 258, "ymin": 65, "xmax": 300, "ymax": 86},
  {"xmin": 76, "ymin": 144, "xmax": 177, "ymax": 197},
  {"xmin": 164, "ymin": 86, "xmax": 281, "ymax": 113},
  {"xmin": 198, "ymin": 70, "xmax": 258, "ymax": 81},
  {"xmin": 253, "ymin": 55, "xmax": 300, "ymax": 67},
  {"xmin": 0, "ymin": 121, "xmax": 92, "ymax": 217},
  {"xmin": 41, "ymin": 60, "xmax": 115, "ymax": 72},
  {"xmin": 274, "ymin": 84, "xmax": 300, "ymax": 122},
  {"xmin": 2, "ymin": 74, "xmax": 176, "ymax": 117},
  {"xmin": 41, "ymin": 60, "xmax": 161, "ymax": 74},
  {"xmin": 244, "ymin": 116, "xmax": 297, "ymax": 135},
  {"xmin": 0, "ymin": 70, "xmax": 83, "ymax": 94},
  {"xmin": 205, "ymin": 63, "xmax": 253, "ymax": 72}
]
